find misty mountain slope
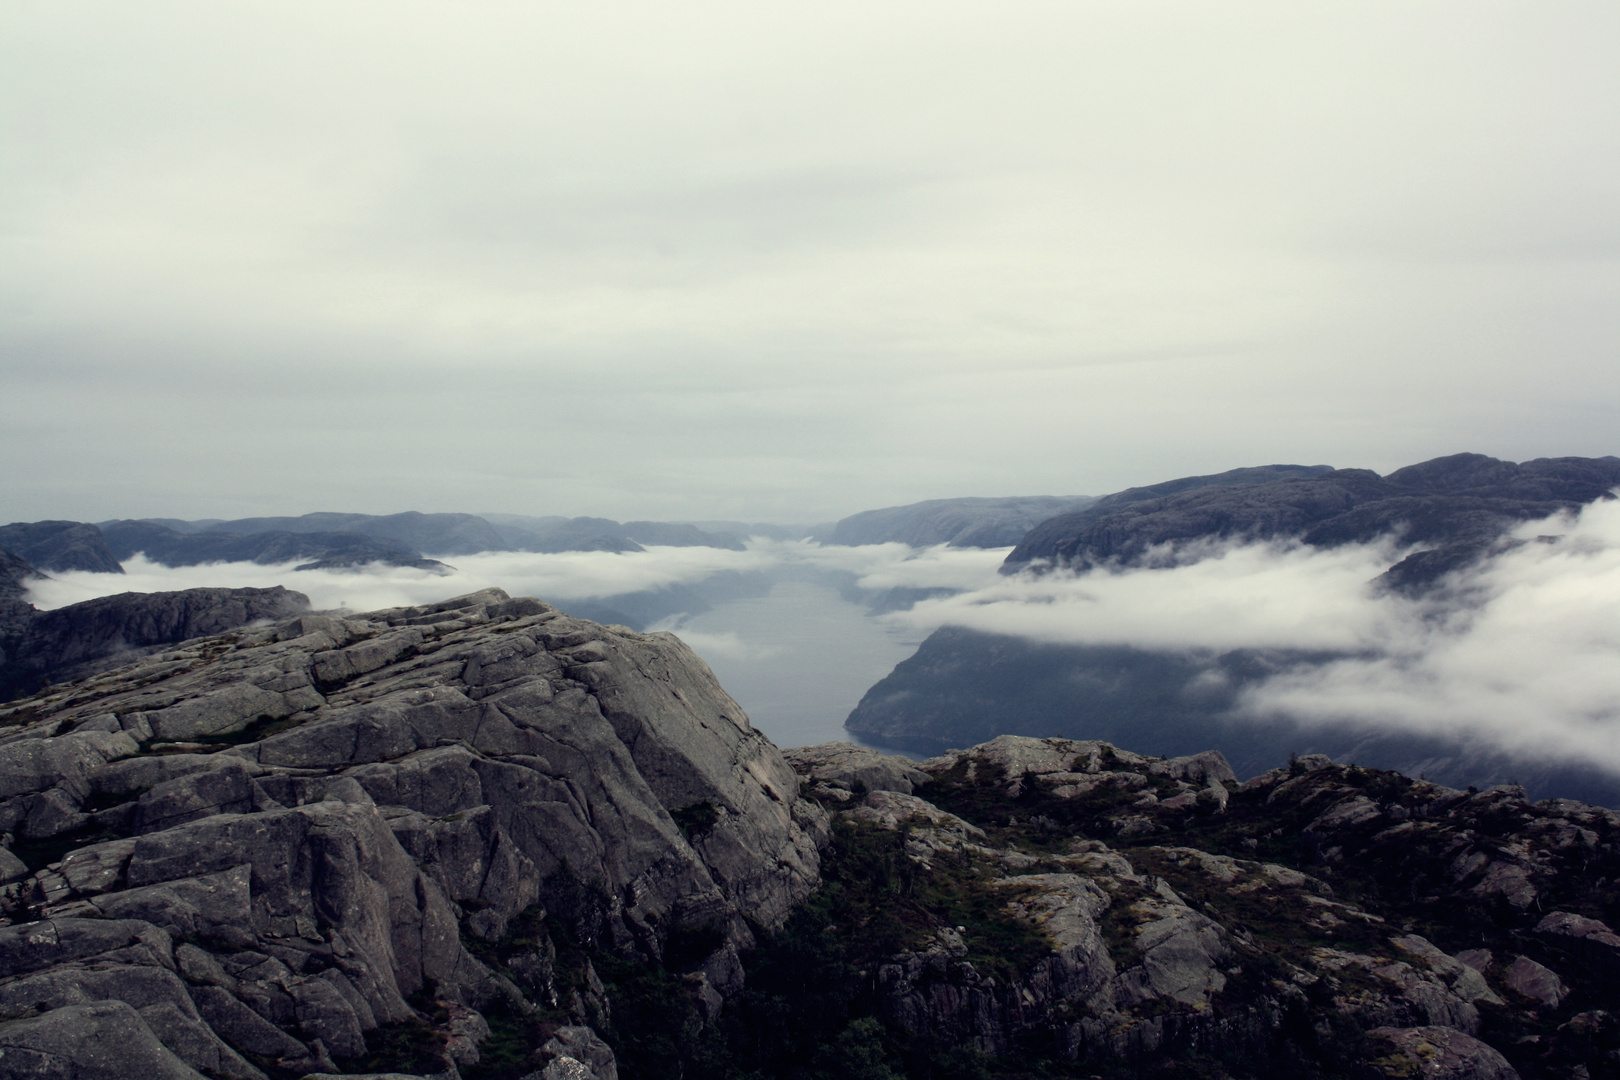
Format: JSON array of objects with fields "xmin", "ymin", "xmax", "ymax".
[
  {"xmin": 829, "ymin": 494, "xmax": 1097, "ymax": 548},
  {"xmin": 844, "ymin": 627, "xmax": 1620, "ymax": 806},
  {"xmin": 0, "ymin": 551, "xmax": 44, "ymax": 607},
  {"xmin": 9, "ymin": 584, "xmax": 1620, "ymax": 1078},
  {"xmin": 1007, "ymin": 453, "xmax": 1620, "ymax": 581},
  {"xmin": 0, "ymin": 521, "xmax": 123, "ymax": 575}
]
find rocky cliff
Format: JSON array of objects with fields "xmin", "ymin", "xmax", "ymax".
[{"xmin": 0, "ymin": 588, "xmax": 822, "ymax": 1079}]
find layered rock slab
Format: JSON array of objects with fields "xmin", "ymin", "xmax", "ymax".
[{"xmin": 0, "ymin": 588, "xmax": 823, "ymax": 1077}]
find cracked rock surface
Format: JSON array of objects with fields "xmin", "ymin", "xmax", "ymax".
[{"xmin": 0, "ymin": 589, "xmax": 821, "ymax": 1079}]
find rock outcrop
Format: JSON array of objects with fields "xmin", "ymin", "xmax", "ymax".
[
  {"xmin": 0, "ymin": 587, "xmax": 311, "ymax": 704},
  {"xmin": 774, "ymin": 735, "xmax": 1620, "ymax": 1079},
  {"xmin": 0, "ymin": 588, "xmax": 822, "ymax": 1078}
]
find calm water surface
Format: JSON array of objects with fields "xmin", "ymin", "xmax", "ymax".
[{"xmin": 665, "ymin": 580, "xmax": 922, "ymax": 749}]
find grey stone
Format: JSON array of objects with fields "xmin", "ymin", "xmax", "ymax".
[
  {"xmin": 537, "ymin": 1025, "xmax": 618, "ymax": 1080},
  {"xmin": 0, "ymin": 999, "xmax": 207, "ymax": 1080},
  {"xmin": 132, "ymin": 764, "xmax": 258, "ymax": 833},
  {"xmin": 0, "ymin": 731, "xmax": 139, "ymax": 801},
  {"xmin": 782, "ymin": 743, "xmax": 930, "ymax": 795},
  {"xmin": 0, "ymin": 919, "xmax": 173, "ymax": 979},
  {"xmin": 290, "ymin": 975, "xmax": 367, "ymax": 1059},
  {"xmin": 189, "ymin": 984, "xmax": 309, "ymax": 1059},
  {"xmin": 91, "ymin": 865, "xmax": 255, "ymax": 949}
]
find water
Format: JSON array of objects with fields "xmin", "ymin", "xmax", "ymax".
[{"xmin": 660, "ymin": 580, "xmax": 923, "ymax": 749}]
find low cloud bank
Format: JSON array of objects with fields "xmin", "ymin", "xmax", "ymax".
[
  {"xmin": 888, "ymin": 498, "xmax": 1620, "ymax": 773},
  {"xmin": 23, "ymin": 538, "xmax": 1003, "ymax": 633}
]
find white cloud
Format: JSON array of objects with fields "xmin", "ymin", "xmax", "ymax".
[
  {"xmin": 876, "ymin": 498, "xmax": 1620, "ymax": 773},
  {"xmin": 22, "ymin": 537, "xmax": 1003, "ymax": 615}
]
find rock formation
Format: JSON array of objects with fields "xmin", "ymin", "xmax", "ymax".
[
  {"xmin": 0, "ymin": 588, "xmax": 822, "ymax": 1079},
  {"xmin": 0, "ymin": 587, "xmax": 311, "ymax": 705}
]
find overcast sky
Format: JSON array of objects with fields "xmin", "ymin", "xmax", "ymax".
[{"xmin": 3, "ymin": 2, "xmax": 1617, "ymax": 524}]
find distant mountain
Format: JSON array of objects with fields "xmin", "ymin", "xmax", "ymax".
[
  {"xmin": 1006, "ymin": 453, "xmax": 1620, "ymax": 589},
  {"xmin": 101, "ymin": 520, "xmax": 449, "ymax": 571},
  {"xmin": 828, "ymin": 495, "xmax": 1097, "ymax": 548},
  {"xmin": 0, "ymin": 520, "xmax": 123, "ymax": 574},
  {"xmin": 199, "ymin": 511, "xmax": 506, "ymax": 556}
]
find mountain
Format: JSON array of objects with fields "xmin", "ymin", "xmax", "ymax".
[
  {"xmin": 100, "ymin": 521, "xmax": 449, "ymax": 572},
  {"xmin": 0, "ymin": 550, "xmax": 43, "ymax": 607},
  {"xmin": 1006, "ymin": 453, "xmax": 1620, "ymax": 589},
  {"xmin": 198, "ymin": 512, "xmax": 507, "ymax": 556},
  {"xmin": 487, "ymin": 515, "xmax": 748, "ymax": 553},
  {"xmin": 0, "ymin": 521, "xmax": 123, "ymax": 574},
  {"xmin": 828, "ymin": 495, "xmax": 1097, "ymax": 548}
]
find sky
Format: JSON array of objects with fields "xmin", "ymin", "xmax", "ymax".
[{"xmin": 3, "ymin": 2, "xmax": 1618, "ymax": 525}]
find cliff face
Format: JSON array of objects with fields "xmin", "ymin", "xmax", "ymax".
[{"xmin": 0, "ymin": 589, "xmax": 822, "ymax": 1079}]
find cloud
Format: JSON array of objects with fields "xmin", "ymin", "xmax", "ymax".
[
  {"xmin": 26, "ymin": 545, "xmax": 779, "ymax": 615},
  {"xmin": 881, "ymin": 498, "xmax": 1620, "ymax": 772},
  {"xmin": 22, "ymin": 537, "xmax": 1002, "ymax": 616},
  {"xmin": 889, "ymin": 537, "xmax": 1408, "ymax": 652}
]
